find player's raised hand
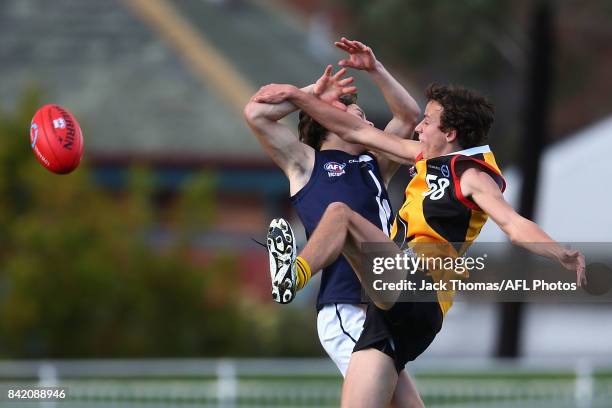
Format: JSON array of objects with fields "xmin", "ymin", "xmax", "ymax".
[
  {"xmin": 335, "ymin": 37, "xmax": 377, "ymax": 72},
  {"xmin": 313, "ymin": 65, "xmax": 357, "ymax": 111},
  {"xmin": 558, "ymin": 248, "xmax": 587, "ymax": 287},
  {"xmin": 252, "ymin": 84, "xmax": 299, "ymax": 104}
]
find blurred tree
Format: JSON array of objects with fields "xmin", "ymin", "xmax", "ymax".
[
  {"xmin": 0, "ymin": 89, "xmax": 320, "ymax": 358},
  {"xmin": 340, "ymin": 0, "xmax": 515, "ymax": 80},
  {"xmin": 337, "ymin": 0, "xmax": 520, "ymax": 162},
  {"xmin": 334, "ymin": 0, "xmax": 612, "ymax": 163}
]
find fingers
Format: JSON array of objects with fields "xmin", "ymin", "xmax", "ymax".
[
  {"xmin": 334, "ymin": 41, "xmax": 352, "ymax": 53},
  {"xmin": 253, "ymin": 93, "xmax": 270, "ymax": 103},
  {"xmin": 315, "ymin": 65, "xmax": 333, "ymax": 88},
  {"xmin": 251, "ymin": 87, "xmax": 267, "ymax": 100},
  {"xmin": 569, "ymin": 251, "xmax": 586, "ymax": 287},
  {"xmin": 338, "ymin": 59, "xmax": 357, "ymax": 68},
  {"xmin": 315, "ymin": 65, "xmax": 333, "ymax": 86},
  {"xmin": 340, "ymin": 37, "xmax": 353, "ymax": 48},
  {"xmin": 577, "ymin": 265, "xmax": 586, "ymax": 287},
  {"xmin": 336, "ymin": 37, "xmax": 364, "ymax": 54},
  {"xmin": 338, "ymin": 76, "xmax": 354, "ymax": 86},
  {"xmin": 580, "ymin": 268, "xmax": 587, "ymax": 287},
  {"xmin": 579, "ymin": 254, "xmax": 587, "ymax": 286},
  {"xmin": 342, "ymin": 37, "xmax": 361, "ymax": 49},
  {"xmin": 342, "ymin": 85, "xmax": 357, "ymax": 95},
  {"xmin": 252, "ymin": 84, "xmax": 287, "ymax": 103},
  {"xmin": 352, "ymin": 40, "xmax": 368, "ymax": 50},
  {"xmin": 332, "ymin": 67, "xmax": 347, "ymax": 81},
  {"xmin": 331, "ymin": 100, "xmax": 348, "ymax": 111},
  {"xmin": 254, "ymin": 95, "xmax": 283, "ymax": 104}
]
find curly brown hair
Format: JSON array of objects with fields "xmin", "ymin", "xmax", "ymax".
[
  {"xmin": 298, "ymin": 94, "xmax": 358, "ymax": 150},
  {"xmin": 425, "ymin": 84, "xmax": 494, "ymax": 149}
]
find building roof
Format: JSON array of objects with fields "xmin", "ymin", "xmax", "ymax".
[{"xmin": 0, "ymin": 0, "xmax": 387, "ymax": 162}]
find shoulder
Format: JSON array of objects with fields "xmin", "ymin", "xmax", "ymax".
[{"xmin": 458, "ymin": 163, "xmax": 502, "ymax": 197}]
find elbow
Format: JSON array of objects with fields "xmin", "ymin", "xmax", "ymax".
[
  {"xmin": 397, "ymin": 100, "xmax": 422, "ymax": 122},
  {"xmin": 506, "ymin": 220, "xmax": 529, "ymax": 245},
  {"xmin": 498, "ymin": 219, "xmax": 520, "ymax": 245},
  {"xmin": 410, "ymin": 109, "xmax": 421, "ymax": 128},
  {"xmin": 393, "ymin": 110, "xmax": 422, "ymax": 139},
  {"xmin": 243, "ymin": 102, "xmax": 262, "ymax": 124},
  {"xmin": 402, "ymin": 104, "xmax": 421, "ymax": 125},
  {"xmin": 504, "ymin": 226, "xmax": 521, "ymax": 245},
  {"xmin": 407, "ymin": 106, "xmax": 422, "ymax": 127}
]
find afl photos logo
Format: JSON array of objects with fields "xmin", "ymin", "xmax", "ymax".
[{"xmin": 324, "ymin": 162, "xmax": 346, "ymax": 177}]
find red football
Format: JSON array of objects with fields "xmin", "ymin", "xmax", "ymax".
[{"xmin": 30, "ymin": 104, "xmax": 84, "ymax": 174}]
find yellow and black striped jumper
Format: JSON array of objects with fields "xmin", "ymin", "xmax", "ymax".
[{"xmin": 390, "ymin": 145, "xmax": 506, "ymax": 316}]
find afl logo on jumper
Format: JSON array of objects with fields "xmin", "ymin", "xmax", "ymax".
[{"xmin": 324, "ymin": 162, "xmax": 346, "ymax": 177}]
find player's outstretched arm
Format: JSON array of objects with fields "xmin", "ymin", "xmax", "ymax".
[
  {"xmin": 335, "ymin": 37, "xmax": 421, "ymax": 183},
  {"xmin": 253, "ymin": 84, "xmax": 422, "ymax": 165},
  {"xmin": 244, "ymin": 66, "xmax": 356, "ymax": 182},
  {"xmin": 244, "ymin": 87, "xmax": 314, "ymax": 182},
  {"xmin": 461, "ymin": 166, "xmax": 587, "ymax": 286},
  {"xmin": 245, "ymin": 84, "xmax": 313, "ymax": 122},
  {"xmin": 336, "ymin": 37, "xmax": 420, "ymax": 136}
]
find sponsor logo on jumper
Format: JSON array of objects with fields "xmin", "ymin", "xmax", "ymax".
[
  {"xmin": 324, "ymin": 162, "xmax": 346, "ymax": 177},
  {"xmin": 441, "ymin": 164, "xmax": 450, "ymax": 177}
]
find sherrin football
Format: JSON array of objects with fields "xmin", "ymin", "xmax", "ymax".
[{"xmin": 30, "ymin": 104, "xmax": 84, "ymax": 174}]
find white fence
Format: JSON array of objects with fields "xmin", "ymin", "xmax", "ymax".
[{"xmin": 1, "ymin": 358, "xmax": 611, "ymax": 407}]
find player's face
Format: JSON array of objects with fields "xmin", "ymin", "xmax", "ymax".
[
  {"xmin": 346, "ymin": 104, "xmax": 374, "ymax": 127},
  {"xmin": 415, "ymin": 100, "xmax": 451, "ymax": 159},
  {"xmin": 342, "ymin": 104, "xmax": 373, "ymax": 152}
]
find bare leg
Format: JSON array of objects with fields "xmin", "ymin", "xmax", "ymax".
[
  {"xmin": 390, "ymin": 370, "xmax": 425, "ymax": 408},
  {"xmin": 298, "ymin": 202, "xmax": 366, "ymax": 273},
  {"xmin": 303, "ymin": 203, "xmax": 426, "ymax": 406},
  {"xmin": 299, "ymin": 202, "xmax": 403, "ymax": 309},
  {"xmin": 341, "ymin": 349, "xmax": 398, "ymax": 408}
]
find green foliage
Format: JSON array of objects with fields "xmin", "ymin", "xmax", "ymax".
[{"xmin": 0, "ymin": 90, "xmax": 320, "ymax": 358}]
